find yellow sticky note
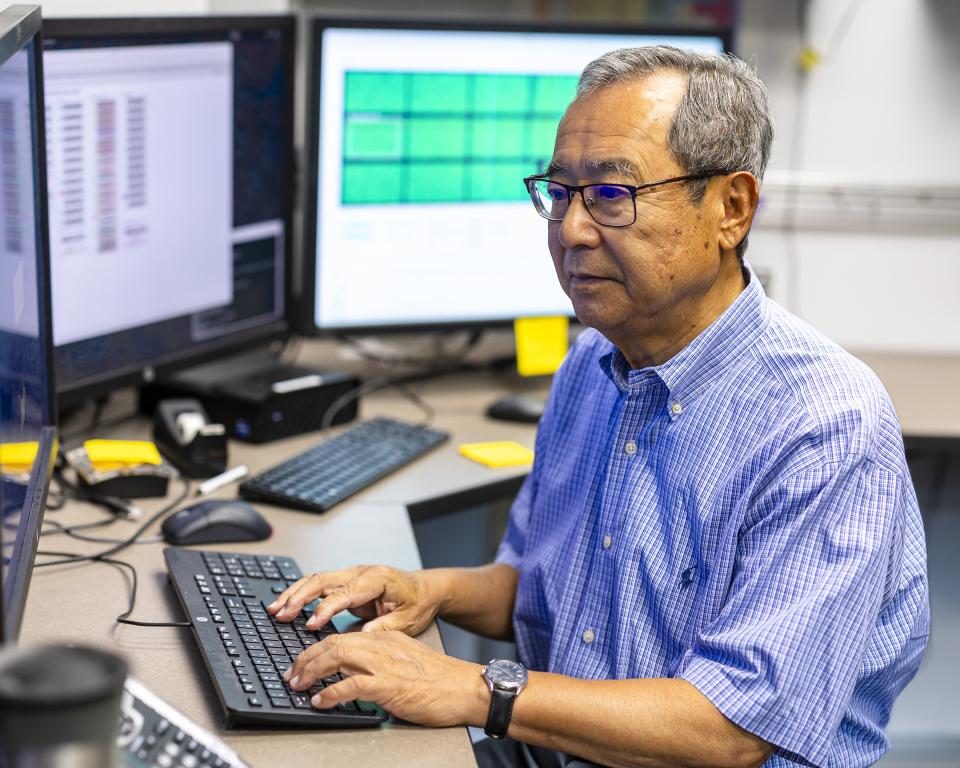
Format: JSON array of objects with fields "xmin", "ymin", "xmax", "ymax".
[
  {"xmin": 459, "ymin": 441, "xmax": 534, "ymax": 468},
  {"xmin": 83, "ymin": 439, "xmax": 162, "ymax": 471},
  {"xmin": 0, "ymin": 441, "xmax": 39, "ymax": 471},
  {"xmin": 515, "ymin": 316, "xmax": 568, "ymax": 377}
]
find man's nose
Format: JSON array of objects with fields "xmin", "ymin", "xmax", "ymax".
[{"xmin": 557, "ymin": 192, "xmax": 601, "ymax": 249}]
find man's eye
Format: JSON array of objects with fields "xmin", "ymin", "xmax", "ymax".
[
  {"xmin": 594, "ymin": 185, "xmax": 629, "ymax": 200},
  {"xmin": 545, "ymin": 185, "xmax": 568, "ymax": 201}
]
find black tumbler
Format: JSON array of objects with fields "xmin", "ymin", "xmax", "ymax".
[{"xmin": 0, "ymin": 644, "xmax": 127, "ymax": 767}]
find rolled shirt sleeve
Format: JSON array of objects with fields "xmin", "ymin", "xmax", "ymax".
[{"xmin": 678, "ymin": 455, "xmax": 929, "ymax": 766}]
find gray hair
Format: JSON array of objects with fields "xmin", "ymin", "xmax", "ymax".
[{"xmin": 576, "ymin": 45, "xmax": 774, "ymax": 260}]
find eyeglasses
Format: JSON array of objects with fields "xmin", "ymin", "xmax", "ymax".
[{"xmin": 523, "ymin": 171, "xmax": 729, "ymax": 227}]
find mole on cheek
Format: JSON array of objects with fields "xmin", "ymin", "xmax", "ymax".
[
  {"xmin": 703, "ymin": 241, "xmax": 709, "ymax": 250},
  {"xmin": 673, "ymin": 228, "xmax": 682, "ymax": 237}
]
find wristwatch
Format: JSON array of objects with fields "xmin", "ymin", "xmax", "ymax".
[{"xmin": 481, "ymin": 659, "xmax": 528, "ymax": 739}]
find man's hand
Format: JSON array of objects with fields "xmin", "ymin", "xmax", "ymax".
[
  {"xmin": 284, "ymin": 631, "xmax": 488, "ymax": 728},
  {"xmin": 266, "ymin": 564, "xmax": 440, "ymax": 636}
]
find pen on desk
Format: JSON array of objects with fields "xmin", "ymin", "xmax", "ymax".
[{"xmin": 195, "ymin": 465, "xmax": 249, "ymax": 497}]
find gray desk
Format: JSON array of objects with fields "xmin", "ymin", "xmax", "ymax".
[
  {"xmin": 857, "ymin": 352, "xmax": 960, "ymax": 440},
  {"xmin": 21, "ymin": 369, "xmax": 540, "ymax": 768}
]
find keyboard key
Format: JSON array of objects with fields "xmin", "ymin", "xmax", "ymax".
[
  {"xmin": 248, "ymin": 697, "xmax": 263, "ymax": 707},
  {"xmin": 291, "ymin": 693, "xmax": 312, "ymax": 709}
]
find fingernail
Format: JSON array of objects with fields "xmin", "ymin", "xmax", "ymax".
[
  {"xmin": 311, "ymin": 693, "xmax": 323, "ymax": 707},
  {"xmin": 306, "ymin": 617, "xmax": 319, "ymax": 629},
  {"xmin": 290, "ymin": 675, "xmax": 299, "ymax": 688},
  {"xmin": 282, "ymin": 667, "xmax": 292, "ymax": 681},
  {"xmin": 267, "ymin": 601, "xmax": 279, "ymax": 611}
]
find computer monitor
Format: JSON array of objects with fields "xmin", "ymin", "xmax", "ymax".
[
  {"xmin": 42, "ymin": 16, "xmax": 295, "ymax": 407},
  {"xmin": 0, "ymin": 4, "xmax": 57, "ymax": 643},
  {"xmin": 303, "ymin": 20, "xmax": 729, "ymax": 335}
]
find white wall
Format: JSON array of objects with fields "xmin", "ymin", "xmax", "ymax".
[{"xmin": 739, "ymin": 0, "xmax": 960, "ymax": 354}]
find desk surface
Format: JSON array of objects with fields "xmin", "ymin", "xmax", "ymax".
[
  {"xmin": 855, "ymin": 352, "xmax": 960, "ymax": 440},
  {"xmin": 22, "ymin": 368, "xmax": 540, "ymax": 768}
]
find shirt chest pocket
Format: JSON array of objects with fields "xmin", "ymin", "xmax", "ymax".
[{"xmin": 622, "ymin": 492, "xmax": 709, "ymax": 673}]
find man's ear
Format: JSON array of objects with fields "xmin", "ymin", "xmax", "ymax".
[{"xmin": 717, "ymin": 172, "xmax": 759, "ymax": 252}]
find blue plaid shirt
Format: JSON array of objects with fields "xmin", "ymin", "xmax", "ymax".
[{"xmin": 496, "ymin": 273, "xmax": 929, "ymax": 768}]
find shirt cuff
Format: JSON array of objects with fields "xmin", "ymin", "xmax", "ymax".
[{"xmin": 679, "ymin": 654, "xmax": 829, "ymax": 768}]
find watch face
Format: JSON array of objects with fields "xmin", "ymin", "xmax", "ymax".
[{"xmin": 486, "ymin": 660, "xmax": 527, "ymax": 691}]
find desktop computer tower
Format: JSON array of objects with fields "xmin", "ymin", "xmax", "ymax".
[{"xmin": 140, "ymin": 355, "xmax": 361, "ymax": 443}]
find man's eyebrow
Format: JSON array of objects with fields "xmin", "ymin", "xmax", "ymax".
[
  {"xmin": 585, "ymin": 158, "xmax": 638, "ymax": 178},
  {"xmin": 541, "ymin": 160, "xmax": 568, "ymax": 177}
]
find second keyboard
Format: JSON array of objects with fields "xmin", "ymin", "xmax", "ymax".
[{"xmin": 239, "ymin": 417, "xmax": 449, "ymax": 513}]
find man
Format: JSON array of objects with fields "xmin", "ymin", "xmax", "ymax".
[{"xmin": 269, "ymin": 47, "xmax": 928, "ymax": 767}]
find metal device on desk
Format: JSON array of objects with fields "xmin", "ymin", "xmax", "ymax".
[{"xmin": 119, "ymin": 678, "xmax": 248, "ymax": 768}]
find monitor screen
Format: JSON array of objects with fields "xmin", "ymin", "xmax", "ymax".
[
  {"xmin": 42, "ymin": 16, "xmax": 294, "ymax": 405},
  {"xmin": 304, "ymin": 21, "xmax": 728, "ymax": 333},
  {"xmin": 0, "ymin": 5, "xmax": 57, "ymax": 643}
]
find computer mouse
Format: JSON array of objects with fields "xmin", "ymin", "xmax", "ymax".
[
  {"xmin": 485, "ymin": 394, "xmax": 545, "ymax": 424},
  {"xmin": 162, "ymin": 499, "xmax": 272, "ymax": 546}
]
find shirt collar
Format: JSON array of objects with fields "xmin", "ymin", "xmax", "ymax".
[{"xmin": 598, "ymin": 268, "xmax": 769, "ymax": 411}]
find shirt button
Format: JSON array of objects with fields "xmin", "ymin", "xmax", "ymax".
[
  {"xmin": 582, "ymin": 628, "xmax": 595, "ymax": 644},
  {"xmin": 670, "ymin": 402, "xmax": 683, "ymax": 416},
  {"xmin": 624, "ymin": 440, "xmax": 637, "ymax": 456},
  {"xmin": 602, "ymin": 534, "xmax": 612, "ymax": 550}
]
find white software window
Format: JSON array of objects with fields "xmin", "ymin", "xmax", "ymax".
[
  {"xmin": 44, "ymin": 42, "xmax": 233, "ymax": 345},
  {"xmin": 0, "ymin": 48, "xmax": 38, "ymax": 337}
]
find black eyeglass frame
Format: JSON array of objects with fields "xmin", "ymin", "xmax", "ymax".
[{"xmin": 523, "ymin": 170, "xmax": 731, "ymax": 227}]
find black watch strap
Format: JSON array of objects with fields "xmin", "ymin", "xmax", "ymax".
[{"xmin": 484, "ymin": 686, "xmax": 517, "ymax": 740}]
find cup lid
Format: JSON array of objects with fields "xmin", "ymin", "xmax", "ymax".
[{"xmin": 0, "ymin": 644, "xmax": 127, "ymax": 709}]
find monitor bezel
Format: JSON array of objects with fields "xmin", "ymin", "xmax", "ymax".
[
  {"xmin": 300, "ymin": 17, "xmax": 734, "ymax": 337},
  {"xmin": 0, "ymin": 3, "xmax": 57, "ymax": 643},
  {"xmin": 42, "ymin": 15, "xmax": 297, "ymax": 408}
]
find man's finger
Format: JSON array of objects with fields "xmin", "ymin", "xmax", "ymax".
[
  {"xmin": 272, "ymin": 572, "xmax": 352, "ymax": 620},
  {"xmin": 311, "ymin": 675, "xmax": 369, "ymax": 710},
  {"xmin": 305, "ymin": 581, "xmax": 385, "ymax": 629},
  {"xmin": 266, "ymin": 574, "xmax": 311, "ymax": 615},
  {"xmin": 286, "ymin": 634, "xmax": 344, "ymax": 689}
]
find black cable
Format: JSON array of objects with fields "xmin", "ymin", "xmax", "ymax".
[
  {"xmin": 35, "ymin": 549, "xmax": 192, "ymax": 628},
  {"xmin": 40, "ymin": 516, "xmax": 117, "ymax": 537},
  {"xmin": 58, "ymin": 470, "xmax": 141, "ymax": 519},
  {"xmin": 319, "ymin": 375, "xmax": 393, "ymax": 432},
  {"xmin": 44, "ymin": 472, "xmax": 66, "ymax": 510},
  {"xmin": 335, "ymin": 328, "xmax": 485, "ymax": 370},
  {"xmin": 34, "ymin": 475, "xmax": 191, "ymax": 567},
  {"xmin": 390, "ymin": 380, "xmax": 436, "ymax": 425}
]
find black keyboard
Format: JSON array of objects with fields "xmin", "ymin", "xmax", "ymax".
[
  {"xmin": 119, "ymin": 678, "xmax": 249, "ymax": 767},
  {"xmin": 164, "ymin": 547, "xmax": 387, "ymax": 727},
  {"xmin": 239, "ymin": 417, "xmax": 449, "ymax": 513}
]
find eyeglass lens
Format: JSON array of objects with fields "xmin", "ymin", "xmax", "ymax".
[{"xmin": 532, "ymin": 180, "xmax": 635, "ymax": 226}]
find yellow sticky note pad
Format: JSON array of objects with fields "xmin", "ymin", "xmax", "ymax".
[
  {"xmin": 515, "ymin": 316, "xmax": 569, "ymax": 377},
  {"xmin": 0, "ymin": 441, "xmax": 39, "ymax": 471},
  {"xmin": 459, "ymin": 441, "xmax": 534, "ymax": 468},
  {"xmin": 83, "ymin": 439, "xmax": 162, "ymax": 471}
]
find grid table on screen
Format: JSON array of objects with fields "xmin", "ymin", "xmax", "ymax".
[{"xmin": 341, "ymin": 71, "xmax": 578, "ymax": 205}]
